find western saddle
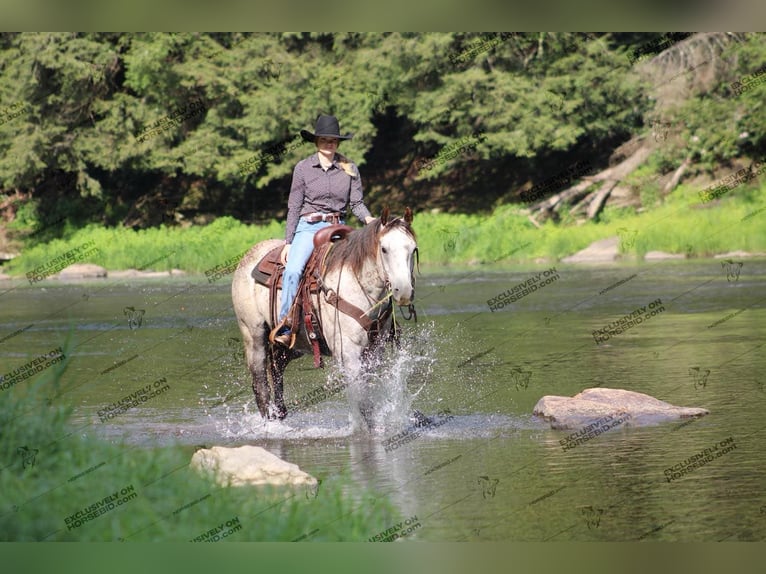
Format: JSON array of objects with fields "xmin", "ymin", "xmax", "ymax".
[{"xmin": 251, "ymin": 225, "xmax": 394, "ymax": 367}]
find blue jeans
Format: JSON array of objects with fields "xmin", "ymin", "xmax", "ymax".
[{"xmin": 278, "ymin": 219, "xmax": 342, "ymax": 322}]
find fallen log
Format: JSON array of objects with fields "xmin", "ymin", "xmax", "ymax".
[{"xmin": 526, "ymin": 142, "xmax": 654, "ymax": 220}]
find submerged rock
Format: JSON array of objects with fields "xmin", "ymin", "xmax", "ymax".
[
  {"xmin": 713, "ymin": 251, "xmax": 764, "ymax": 259},
  {"xmin": 644, "ymin": 250, "xmax": 685, "ymax": 260},
  {"xmin": 57, "ymin": 263, "xmax": 107, "ymax": 279},
  {"xmin": 533, "ymin": 387, "xmax": 709, "ymax": 430},
  {"xmin": 109, "ymin": 268, "xmax": 186, "ymax": 278},
  {"xmin": 190, "ymin": 445, "xmax": 318, "ymax": 487},
  {"xmin": 561, "ymin": 237, "xmax": 619, "ymax": 263}
]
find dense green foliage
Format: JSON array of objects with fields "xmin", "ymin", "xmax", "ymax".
[
  {"xmin": 1, "ymin": 32, "xmax": 765, "ymax": 266},
  {"xmin": 0, "ymin": 346, "xmax": 395, "ymax": 541},
  {"xmin": 0, "ymin": 33, "xmax": 762, "ymax": 222}
]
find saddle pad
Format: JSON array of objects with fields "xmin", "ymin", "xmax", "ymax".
[
  {"xmin": 252, "ymin": 228, "xmax": 352, "ymax": 289},
  {"xmin": 251, "ymin": 245, "xmax": 322, "ymax": 292},
  {"xmin": 252, "ymin": 245, "xmax": 284, "ymax": 287}
]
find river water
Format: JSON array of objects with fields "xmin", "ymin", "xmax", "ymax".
[{"xmin": 1, "ymin": 258, "xmax": 765, "ymax": 541}]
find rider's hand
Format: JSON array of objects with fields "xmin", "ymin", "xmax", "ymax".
[
  {"xmin": 280, "ymin": 244, "xmax": 290, "ymax": 265},
  {"xmin": 364, "ymin": 216, "xmax": 375, "ymax": 224}
]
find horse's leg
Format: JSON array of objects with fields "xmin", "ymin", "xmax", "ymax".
[
  {"xmin": 358, "ymin": 394, "xmax": 375, "ymax": 431},
  {"xmin": 268, "ymin": 344, "xmax": 290, "ymax": 420},
  {"xmin": 339, "ymin": 343, "xmax": 376, "ymax": 432},
  {"xmin": 230, "ymin": 238, "xmax": 286, "ymax": 420},
  {"xmin": 240, "ymin": 323, "xmax": 271, "ymax": 418},
  {"xmin": 360, "ymin": 342, "xmax": 390, "ymax": 430}
]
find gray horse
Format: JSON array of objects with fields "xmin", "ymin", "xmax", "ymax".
[{"xmin": 231, "ymin": 208, "xmax": 417, "ymax": 427}]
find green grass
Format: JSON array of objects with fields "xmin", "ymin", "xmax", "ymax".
[
  {"xmin": 3, "ymin": 179, "xmax": 766, "ymax": 279},
  {"xmin": 0, "ymin": 339, "xmax": 395, "ymax": 541},
  {"xmin": 415, "ymin": 178, "xmax": 766, "ymax": 265},
  {"xmin": 3, "ymin": 216, "xmax": 283, "ymax": 277}
]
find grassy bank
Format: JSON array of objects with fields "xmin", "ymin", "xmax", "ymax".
[
  {"xmin": 416, "ymin": 177, "xmax": 766, "ymax": 265},
  {"xmin": 3, "ymin": 179, "xmax": 765, "ymax": 278},
  {"xmin": 0, "ymin": 343, "xmax": 394, "ymax": 541}
]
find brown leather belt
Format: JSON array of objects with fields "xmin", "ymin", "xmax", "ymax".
[{"xmin": 303, "ymin": 212, "xmax": 342, "ymax": 223}]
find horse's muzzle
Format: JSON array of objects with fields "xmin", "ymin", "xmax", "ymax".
[{"xmin": 394, "ymin": 288, "xmax": 414, "ymax": 306}]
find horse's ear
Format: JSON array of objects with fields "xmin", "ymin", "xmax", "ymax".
[
  {"xmin": 403, "ymin": 207, "xmax": 413, "ymax": 224},
  {"xmin": 380, "ymin": 206, "xmax": 390, "ymax": 226}
]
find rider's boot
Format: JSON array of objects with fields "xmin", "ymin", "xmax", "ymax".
[{"xmin": 269, "ymin": 316, "xmax": 295, "ymax": 348}]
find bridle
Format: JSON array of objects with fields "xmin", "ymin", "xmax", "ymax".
[
  {"xmin": 317, "ymin": 220, "xmax": 418, "ymax": 347},
  {"xmin": 370, "ymin": 223, "xmax": 419, "ymax": 339}
]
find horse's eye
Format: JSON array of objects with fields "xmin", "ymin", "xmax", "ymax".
[{"xmin": 381, "ymin": 247, "xmax": 388, "ymax": 254}]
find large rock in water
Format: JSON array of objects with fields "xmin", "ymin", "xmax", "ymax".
[
  {"xmin": 57, "ymin": 263, "xmax": 107, "ymax": 279},
  {"xmin": 533, "ymin": 388, "xmax": 709, "ymax": 430},
  {"xmin": 561, "ymin": 237, "xmax": 619, "ymax": 264},
  {"xmin": 644, "ymin": 250, "xmax": 685, "ymax": 261},
  {"xmin": 190, "ymin": 445, "xmax": 318, "ymax": 487}
]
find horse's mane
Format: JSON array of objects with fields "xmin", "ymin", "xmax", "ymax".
[{"xmin": 324, "ymin": 218, "xmax": 416, "ymax": 276}]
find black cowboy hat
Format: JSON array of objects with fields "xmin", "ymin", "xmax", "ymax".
[{"xmin": 300, "ymin": 114, "xmax": 353, "ymax": 143}]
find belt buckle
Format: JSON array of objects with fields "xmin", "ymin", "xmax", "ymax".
[{"xmin": 306, "ymin": 213, "xmax": 338, "ymax": 223}]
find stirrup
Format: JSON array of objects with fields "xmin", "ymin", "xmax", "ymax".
[{"xmin": 269, "ymin": 319, "xmax": 295, "ymax": 349}]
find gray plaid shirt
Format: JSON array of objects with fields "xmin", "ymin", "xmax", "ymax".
[{"xmin": 285, "ymin": 152, "xmax": 372, "ymax": 243}]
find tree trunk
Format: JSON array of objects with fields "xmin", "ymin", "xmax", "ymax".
[
  {"xmin": 586, "ymin": 181, "xmax": 618, "ymax": 220},
  {"xmin": 525, "ymin": 141, "xmax": 654, "ymax": 221},
  {"xmin": 662, "ymin": 156, "xmax": 691, "ymax": 195}
]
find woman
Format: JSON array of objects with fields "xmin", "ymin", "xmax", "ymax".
[{"xmin": 270, "ymin": 114, "xmax": 375, "ymax": 347}]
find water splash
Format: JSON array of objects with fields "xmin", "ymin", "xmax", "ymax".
[
  {"xmin": 344, "ymin": 321, "xmax": 441, "ymax": 434},
  {"xmin": 202, "ymin": 321, "xmax": 443, "ymax": 439}
]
